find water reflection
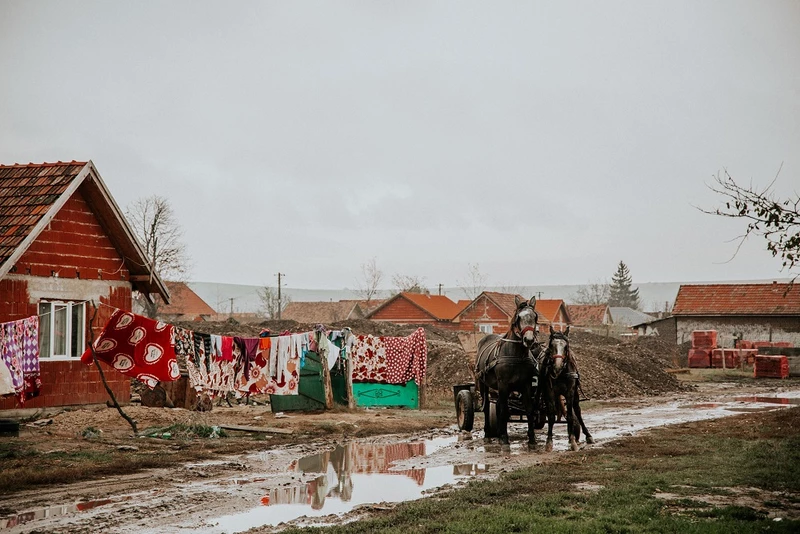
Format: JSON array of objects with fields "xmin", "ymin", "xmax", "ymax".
[
  {"xmin": 212, "ymin": 439, "xmax": 485, "ymax": 532},
  {"xmin": 0, "ymin": 497, "xmax": 130, "ymax": 529}
]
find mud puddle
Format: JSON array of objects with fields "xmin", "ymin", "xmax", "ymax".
[{"xmin": 3, "ymin": 388, "xmax": 799, "ymax": 533}]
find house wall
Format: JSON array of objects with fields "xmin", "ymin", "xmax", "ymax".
[
  {"xmin": 675, "ymin": 316, "xmax": 800, "ymax": 348},
  {"xmin": 0, "ymin": 189, "xmax": 133, "ymax": 410},
  {"xmin": 456, "ymin": 296, "xmax": 511, "ymax": 333}
]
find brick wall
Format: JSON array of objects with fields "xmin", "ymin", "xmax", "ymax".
[
  {"xmin": 0, "ymin": 189, "xmax": 133, "ymax": 410},
  {"xmin": 456, "ymin": 296, "xmax": 511, "ymax": 333}
]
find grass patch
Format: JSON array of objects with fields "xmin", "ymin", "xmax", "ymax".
[
  {"xmin": 281, "ymin": 407, "xmax": 800, "ymax": 533},
  {"xmin": 140, "ymin": 424, "xmax": 227, "ymax": 439}
]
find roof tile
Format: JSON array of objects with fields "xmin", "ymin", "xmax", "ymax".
[{"xmin": 672, "ymin": 283, "xmax": 800, "ymax": 316}]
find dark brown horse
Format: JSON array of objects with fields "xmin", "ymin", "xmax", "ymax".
[
  {"xmin": 474, "ymin": 296, "xmax": 540, "ymax": 446},
  {"xmin": 539, "ymin": 326, "xmax": 594, "ymax": 451}
]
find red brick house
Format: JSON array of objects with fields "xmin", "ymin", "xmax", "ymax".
[
  {"xmin": 367, "ymin": 292, "xmax": 464, "ymax": 327},
  {"xmin": 157, "ymin": 281, "xmax": 215, "ymax": 322},
  {"xmin": 671, "ymin": 283, "xmax": 800, "ymax": 348},
  {"xmin": 0, "ymin": 161, "xmax": 169, "ymax": 409},
  {"xmin": 455, "ymin": 292, "xmax": 571, "ymax": 334}
]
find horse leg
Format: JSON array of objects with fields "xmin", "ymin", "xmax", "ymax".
[
  {"xmin": 544, "ymin": 387, "xmax": 555, "ymax": 452},
  {"xmin": 574, "ymin": 392, "xmax": 594, "ymax": 444},
  {"xmin": 564, "ymin": 387, "xmax": 579, "ymax": 451},
  {"xmin": 497, "ymin": 386, "xmax": 510, "ymax": 445},
  {"xmin": 522, "ymin": 384, "xmax": 536, "ymax": 447}
]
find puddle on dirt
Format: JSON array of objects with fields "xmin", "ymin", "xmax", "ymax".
[
  {"xmin": 0, "ymin": 496, "xmax": 131, "ymax": 529},
  {"xmin": 205, "ymin": 437, "xmax": 485, "ymax": 533},
  {"xmin": 733, "ymin": 396, "xmax": 800, "ymax": 405}
]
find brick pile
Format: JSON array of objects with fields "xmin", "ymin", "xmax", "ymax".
[
  {"xmin": 688, "ymin": 330, "xmax": 717, "ymax": 368},
  {"xmin": 754, "ymin": 355, "xmax": 790, "ymax": 379}
]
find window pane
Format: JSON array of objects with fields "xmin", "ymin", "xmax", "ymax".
[
  {"xmin": 39, "ymin": 303, "xmax": 51, "ymax": 358},
  {"xmin": 54, "ymin": 305, "xmax": 67, "ymax": 356},
  {"xmin": 71, "ymin": 304, "xmax": 84, "ymax": 357}
]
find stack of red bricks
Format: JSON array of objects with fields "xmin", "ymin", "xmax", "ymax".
[
  {"xmin": 754, "ymin": 355, "xmax": 790, "ymax": 379},
  {"xmin": 688, "ymin": 330, "xmax": 717, "ymax": 368}
]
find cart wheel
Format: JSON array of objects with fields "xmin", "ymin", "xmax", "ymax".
[
  {"xmin": 487, "ymin": 402, "xmax": 498, "ymax": 436},
  {"xmin": 456, "ymin": 390, "xmax": 474, "ymax": 431}
]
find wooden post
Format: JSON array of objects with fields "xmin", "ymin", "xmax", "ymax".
[
  {"xmin": 321, "ymin": 350, "xmax": 334, "ymax": 410},
  {"xmin": 346, "ymin": 353, "xmax": 356, "ymax": 409}
]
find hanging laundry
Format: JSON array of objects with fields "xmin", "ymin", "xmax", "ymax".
[
  {"xmin": 81, "ymin": 310, "xmax": 179, "ymax": 389},
  {"xmin": 187, "ymin": 332, "xmax": 212, "ymax": 391},
  {"xmin": 325, "ymin": 338, "xmax": 340, "ymax": 370},
  {"xmin": 209, "ymin": 335, "xmax": 224, "ymax": 361},
  {"xmin": 0, "ymin": 316, "xmax": 40, "ymax": 403},
  {"xmin": 233, "ymin": 336, "xmax": 260, "ymax": 382},
  {"xmin": 350, "ymin": 328, "xmax": 427, "ymax": 385},
  {"xmin": 220, "ymin": 336, "xmax": 234, "ymax": 362},
  {"xmin": 235, "ymin": 335, "xmax": 299, "ymax": 396}
]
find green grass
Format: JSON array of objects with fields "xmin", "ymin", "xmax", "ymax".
[{"xmin": 282, "ymin": 408, "xmax": 800, "ymax": 533}]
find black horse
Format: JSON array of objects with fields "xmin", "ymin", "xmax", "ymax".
[
  {"xmin": 474, "ymin": 296, "xmax": 540, "ymax": 445},
  {"xmin": 539, "ymin": 326, "xmax": 594, "ymax": 451}
]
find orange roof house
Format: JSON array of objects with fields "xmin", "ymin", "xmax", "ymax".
[
  {"xmin": 367, "ymin": 293, "xmax": 463, "ymax": 327},
  {"xmin": 282, "ymin": 300, "xmax": 366, "ymax": 324},
  {"xmin": 0, "ymin": 160, "xmax": 169, "ymax": 410},
  {"xmin": 567, "ymin": 304, "xmax": 610, "ymax": 326},
  {"xmin": 157, "ymin": 282, "xmax": 216, "ymax": 322},
  {"xmin": 455, "ymin": 291, "xmax": 524, "ymax": 334},
  {"xmin": 535, "ymin": 299, "xmax": 570, "ymax": 331},
  {"xmin": 671, "ymin": 283, "xmax": 800, "ymax": 348}
]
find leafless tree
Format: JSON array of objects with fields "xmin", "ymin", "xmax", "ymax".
[
  {"xmin": 126, "ymin": 195, "xmax": 190, "ymax": 318},
  {"xmin": 457, "ymin": 263, "xmax": 488, "ymax": 300},
  {"xmin": 259, "ymin": 286, "xmax": 291, "ymax": 319},
  {"xmin": 497, "ymin": 283, "xmax": 525, "ymax": 296},
  {"xmin": 355, "ymin": 257, "xmax": 384, "ymax": 302},
  {"xmin": 571, "ymin": 279, "xmax": 611, "ymax": 305},
  {"xmin": 392, "ymin": 273, "xmax": 428, "ymax": 294},
  {"xmin": 702, "ymin": 166, "xmax": 799, "ymax": 283}
]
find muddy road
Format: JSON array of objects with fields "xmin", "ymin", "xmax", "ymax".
[{"xmin": 2, "ymin": 382, "xmax": 800, "ymax": 533}]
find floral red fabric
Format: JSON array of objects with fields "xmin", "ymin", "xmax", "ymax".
[
  {"xmin": 350, "ymin": 327, "xmax": 427, "ymax": 385},
  {"xmin": 81, "ymin": 310, "xmax": 179, "ymax": 389}
]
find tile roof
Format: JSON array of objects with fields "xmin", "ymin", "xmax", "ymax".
[
  {"xmin": 481, "ymin": 291, "xmax": 524, "ymax": 317},
  {"xmin": 282, "ymin": 301, "xmax": 363, "ymax": 324},
  {"xmin": 672, "ymin": 283, "xmax": 800, "ymax": 316},
  {"xmin": 0, "ymin": 161, "xmax": 87, "ymax": 266},
  {"xmin": 400, "ymin": 293, "xmax": 464, "ymax": 320},
  {"xmin": 0, "ymin": 160, "xmax": 169, "ymax": 302},
  {"xmin": 159, "ymin": 282, "xmax": 216, "ymax": 317},
  {"xmin": 608, "ymin": 307, "xmax": 655, "ymax": 327},
  {"xmin": 535, "ymin": 299, "xmax": 568, "ymax": 324},
  {"xmin": 567, "ymin": 304, "xmax": 609, "ymax": 326}
]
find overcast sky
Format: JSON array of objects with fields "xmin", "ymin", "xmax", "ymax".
[{"xmin": 1, "ymin": 1, "xmax": 798, "ymax": 290}]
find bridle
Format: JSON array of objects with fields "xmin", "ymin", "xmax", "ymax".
[
  {"xmin": 543, "ymin": 331, "xmax": 573, "ymax": 379},
  {"xmin": 505, "ymin": 305, "xmax": 538, "ymax": 344}
]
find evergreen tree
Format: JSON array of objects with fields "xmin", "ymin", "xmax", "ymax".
[{"xmin": 608, "ymin": 261, "xmax": 640, "ymax": 309}]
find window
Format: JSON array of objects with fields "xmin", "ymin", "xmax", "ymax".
[
  {"xmin": 38, "ymin": 301, "xmax": 85, "ymax": 358},
  {"xmin": 478, "ymin": 324, "xmax": 493, "ymax": 334}
]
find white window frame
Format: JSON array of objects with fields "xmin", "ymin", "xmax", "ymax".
[
  {"xmin": 478, "ymin": 324, "xmax": 494, "ymax": 334},
  {"xmin": 38, "ymin": 301, "xmax": 86, "ymax": 360}
]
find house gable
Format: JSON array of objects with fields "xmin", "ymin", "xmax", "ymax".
[{"xmin": 369, "ymin": 294, "xmax": 438, "ymax": 322}]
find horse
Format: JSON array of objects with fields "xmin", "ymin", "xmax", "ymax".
[
  {"xmin": 538, "ymin": 326, "xmax": 594, "ymax": 451},
  {"xmin": 474, "ymin": 296, "xmax": 540, "ymax": 446}
]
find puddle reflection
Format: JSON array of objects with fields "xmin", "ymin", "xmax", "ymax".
[
  {"xmin": 0, "ymin": 497, "xmax": 130, "ymax": 529},
  {"xmin": 211, "ymin": 439, "xmax": 483, "ymax": 532},
  {"xmin": 733, "ymin": 396, "xmax": 800, "ymax": 405}
]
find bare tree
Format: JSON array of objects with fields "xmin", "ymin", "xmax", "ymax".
[
  {"xmin": 259, "ymin": 286, "xmax": 291, "ymax": 319},
  {"xmin": 457, "ymin": 263, "xmax": 488, "ymax": 300},
  {"xmin": 571, "ymin": 279, "xmax": 611, "ymax": 305},
  {"xmin": 702, "ymin": 167, "xmax": 799, "ymax": 283},
  {"xmin": 355, "ymin": 257, "xmax": 384, "ymax": 302},
  {"xmin": 392, "ymin": 274, "xmax": 428, "ymax": 294},
  {"xmin": 126, "ymin": 195, "xmax": 190, "ymax": 318},
  {"xmin": 497, "ymin": 283, "xmax": 526, "ymax": 296}
]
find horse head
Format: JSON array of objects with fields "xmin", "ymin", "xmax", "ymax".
[
  {"xmin": 512, "ymin": 295, "xmax": 539, "ymax": 350},
  {"xmin": 547, "ymin": 325, "xmax": 571, "ymax": 376}
]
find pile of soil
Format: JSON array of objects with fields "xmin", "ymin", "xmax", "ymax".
[{"xmin": 169, "ymin": 319, "xmax": 685, "ymax": 401}]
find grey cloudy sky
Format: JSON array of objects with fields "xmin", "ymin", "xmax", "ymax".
[{"xmin": 1, "ymin": 1, "xmax": 798, "ymax": 290}]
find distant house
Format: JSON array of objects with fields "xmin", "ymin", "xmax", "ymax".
[
  {"xmin": 671, "ymin": 283, "xmax": 800, "ymax": 348},
  {"xmin": 0, "ymin": 161, "xmax": 169, "ymax": 409},
  {"xmin": 156, "ymin": 281, "xmax": 216, "ymax": 322},
  {"xmin": 567, "ymin": 304, "xmax": 610, "ymax": 327},
  {"xmin": 535, "ymin": 299, "xmax": 571, "ymax": 332},
  {"xmin": 455, "ymin": 292, "xmax": 570, "ymax": 334},
  {"xmin": 282, "ymin": 300, "xmax": 367, "ymax": 324},
  {"xmin": 367, "ymin": 293, "xmax": 464, "ymax": 328},
  {"xmin": 456, "ymin": 291, "xmax": 522, "ymax": 334},
  {"xmin": 632, "ymin": 316, "xmax": 677, "ymax": 339},
  {"xmin": 608, "ymin": 307, "xmax": 656, "ymax": 328}
]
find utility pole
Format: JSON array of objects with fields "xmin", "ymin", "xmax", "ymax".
[
  {"xmin": 536, "ymin": 291, "xmax": 543, "ymax": 300},
  {"xmin": 229, "ymin": 297, "xmax": 234, "ymax": 318},
  {"xmin": 276, "ymin": 272, "xmax": 284, "ymax": 320},
  {"xmin": 438, "ymin": 283, "xmax": 443, "ymax": 296}
]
